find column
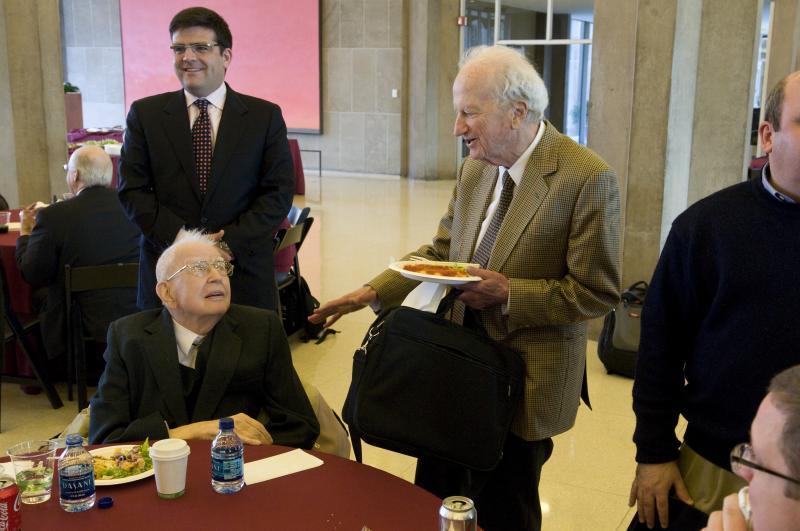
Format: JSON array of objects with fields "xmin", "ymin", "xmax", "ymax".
[
  {"xmin": 765, "ymin": 0, "xmax": 800, "ymax": 92},
  {"xmin": 589, "ymin": 0, "xmax": 762, "ymax": 288},
  {"xmin": 1, "ymin": 0, "xmax": 67, "ymax": 206},
  {"xmin": 405, "ymin": 0, "xmax": 460, "ymax": 180}
]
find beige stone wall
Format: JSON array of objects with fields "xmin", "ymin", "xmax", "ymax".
[{"xmin": 290, "ymin": 0, "xmax": 405, "ymax": 175}]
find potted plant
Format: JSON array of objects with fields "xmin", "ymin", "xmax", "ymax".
[{"xmin": 64, "ymin": 81, "xmax": 83, "ymax": 131}]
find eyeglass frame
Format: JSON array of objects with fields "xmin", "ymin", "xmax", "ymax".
[
  {"xmin": 165, "ymin": 259, "xmax": 234, "ymax": 282},
  {"xmin": 730, "ymin": 442, "xmax": 800, "ymax": 485},
  {"xmin": 169, "ymin": 42, "xmax": 222, "ymax": 56}
]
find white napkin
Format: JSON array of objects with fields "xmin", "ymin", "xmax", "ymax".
[
  {"xmin": 401, "ymin": 281, "xmax": 448, "ymax": 312},
  {"xmin": 243, "ymin": 449, "xmax": 323, "ymax": 485},
  {"xmin": 6, "ymin": 222, "xmax": 20, "ymax": 231}
]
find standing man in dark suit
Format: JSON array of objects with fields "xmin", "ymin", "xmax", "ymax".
[
  {"xmin": 119, "ymin": 7, "xmax": 294, "ymax": 310},
  {"xmin": 311, "ymin": 45, "xmax": 621, "ymax": 531},
  {"xmin": 89, "ymin": 229, "xmax": 319, "ymax": 447},
  {"xmin": 15, "ymin": 145, "xmax": 140, "ymax": 361}
]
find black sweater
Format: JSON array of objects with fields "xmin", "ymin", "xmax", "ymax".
[{"xmin": 633, "ymin": 176, "xmax": 800, "ymax": 469}]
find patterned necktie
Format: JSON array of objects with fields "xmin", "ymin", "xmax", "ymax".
[
  {"xmin": 471, "ymin": 170, "xmax": 515, "ymax": 268},
  {"xmin": 451, "ymin": 170, "xmax": 515, "ymax": 325},
  {"xmin": 192, "ymin": 99, "xmax": 212, "ymax": 195}
]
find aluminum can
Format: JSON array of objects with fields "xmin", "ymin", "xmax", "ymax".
[
  {"xmin": 0, "ymin": 477, "xmax": 21, "ymax": 531},
  {"xmin": 439, "ymin": 496, "xmax": 477, "ymax": 531}
]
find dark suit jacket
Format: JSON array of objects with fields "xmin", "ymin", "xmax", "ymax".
[
  {"xmin": 118, "ymin": 84, "xmax": 294, "ymax": 311},
  {"xmin": 15, "ymin": 186, "xmax": 140, "ymax": 359},
  {"xmin": 88, "ymin": 305, "xmax": 319, "ymax": 448}
]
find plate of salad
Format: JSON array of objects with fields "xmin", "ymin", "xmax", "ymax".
[{"xmin": 91, "ymin": 439, "xmax": 153, "ymax": 486}]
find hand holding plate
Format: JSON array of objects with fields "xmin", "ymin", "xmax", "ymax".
[{"xmin": 457, "ymin": 267, "xmax": 509, "ymax": 310}]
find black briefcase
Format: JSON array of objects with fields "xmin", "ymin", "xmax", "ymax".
[{"xmin": 343, "ymin": 304, "xmax": 525, "ymax": 471}]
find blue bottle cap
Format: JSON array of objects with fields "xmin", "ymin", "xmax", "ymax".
[
  {"xmin": 65, "ymin": 434, "xmax": 83, "ymax": 446},
  {"xmin": 219, "ymin": 417, "xmax": 234, "ymax": 430},
  {"xmin": 98, "ymin": 496, "xmax": 114, "ymax": 509}
]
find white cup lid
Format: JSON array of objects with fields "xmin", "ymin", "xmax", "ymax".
[{"xmin": 149, "ymin": 438, "xmax": 190, "ymax": 460}]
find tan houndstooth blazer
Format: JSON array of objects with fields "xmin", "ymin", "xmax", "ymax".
[{"xmin": 369, "ymin": 123, "xmax": 621, "ymax": 441}]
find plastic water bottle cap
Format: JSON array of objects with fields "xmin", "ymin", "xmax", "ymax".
[
  {"xmin": 219, "ymin": 417, "xmax": 234, "ymax": 430},
  {"xmin": 98, "ymin": 496, "xmax": 114, "ymax": 509},
  {"xmin": 65, "ymin": 434, "xmax": 83, "ymax": 446}
]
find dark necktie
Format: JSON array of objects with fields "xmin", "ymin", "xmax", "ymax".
[
  {"xmin": 452, "ymin": 170, "xmax": 515, "ymax": 325},
  {"xmin": 471, "ymin": 170, "xmax": 515, "ymax": 268},
  {"xmin": 192, "ymin": 99, "xmax": 212, "ymax": 195}
]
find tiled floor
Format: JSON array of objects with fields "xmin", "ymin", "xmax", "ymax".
[{"xmin": 1, "ymin": 173, "xmax": 663, "ymax": 529}]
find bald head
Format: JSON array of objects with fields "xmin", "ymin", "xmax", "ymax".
[{"xmin": 67, "ymin": 145, "xmax": 113, "ymax": 191}]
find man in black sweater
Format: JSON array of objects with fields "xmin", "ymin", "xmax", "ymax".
[{"xmin": 628, "ymin": 71, "xmax": 800, "ymax": 529}]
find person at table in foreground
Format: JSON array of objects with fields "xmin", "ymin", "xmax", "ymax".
[
  {"xmin": 702, "ymin": 365, "xmax": 800, "ymax": 531},
  {"xmin": 310, "ymin": 45, "xmax": 620, "ymax": 531},
  {"xmin": 15, "ymin": 145, "xmax": 139, "ymax": 362},
  {"xmin": 89, "ymin": 229, "xmax": 319, "ymax": 446}
]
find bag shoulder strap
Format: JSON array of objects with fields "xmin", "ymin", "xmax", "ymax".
[{"xmin": 351, "ymin": 432, "xmax": 363, "ymax": 463}]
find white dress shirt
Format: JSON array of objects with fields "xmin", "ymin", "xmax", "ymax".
[
  {"xmin": 474, "ymin": 121, "xmax": 546, "ymax": 247},
  {"xmin": 173, "ymin": 319, "xmax": 205, "ymax": 369}
]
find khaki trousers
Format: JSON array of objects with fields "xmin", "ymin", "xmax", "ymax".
[{"xmin": 678, "ymin": 443, "xmax": 747, "ymax": 514}]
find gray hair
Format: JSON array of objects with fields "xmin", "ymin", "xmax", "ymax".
[
  {"xmin": 459, "ymin": 45, "xmax": 549, "ymax": 123},
  {"xmin": 69, "ymin": 146, "xmax": 113, "ymax": 188},
  {"xmin": 155, "ymin": 229, "xmax": 218, "ymax": 282}
]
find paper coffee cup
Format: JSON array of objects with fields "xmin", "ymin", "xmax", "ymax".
[{"xmin": 149, "ymin": 439, "xmax": 190, "ymax": 499}]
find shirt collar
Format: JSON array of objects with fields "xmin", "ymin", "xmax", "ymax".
[
  {"xmin": 184, "ymin": 82, "xmax": 227, "ymax": 111},
  {"xmin": 761, "ymin": 162, "xmax": 797, "ymax": 204},
  {"xmin": 500, "ymin": 121, "xmax": 545, "ymax": 187},
  {"xmin": 172, "ymin": 318, "xmax": 205, "ymax": 368}
]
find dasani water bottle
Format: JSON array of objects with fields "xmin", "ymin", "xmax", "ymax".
[
  {"xmin": 211, "ymin": 417, "xmax": 244, "ymax": 493},
  {"xmin": 58, "ymin": 434, "xmax": 96, "ymax": 512}
]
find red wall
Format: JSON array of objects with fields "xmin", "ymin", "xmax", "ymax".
[{"xmin": 119, "ymin": 0, "xmax": 320, "ymax": 132}]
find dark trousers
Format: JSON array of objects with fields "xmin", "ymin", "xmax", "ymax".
[{"xmin": 415, "ymin": 434, "xmax": 554, "ymax": 531}]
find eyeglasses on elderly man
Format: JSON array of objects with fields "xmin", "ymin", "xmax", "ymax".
[{"xmin": 166, "ymin": 258, "xmax": 233, "ymax": 281}]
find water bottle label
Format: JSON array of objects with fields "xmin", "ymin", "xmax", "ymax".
[
  {"xmin": 60, "ymin": 469, "xmax": 95, "ymax": 501},
  {"xmin": 211, "ymin": 456, "xmax": 243, "ymax": 481}
]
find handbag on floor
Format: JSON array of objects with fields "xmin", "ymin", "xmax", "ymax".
[
  {"xmin": 342, "ymin": 299, "xmax": 525, "ymax": 471},
  {"xmin": 598, "ymin": 281, "xmax": 648, "ymax": 378}
]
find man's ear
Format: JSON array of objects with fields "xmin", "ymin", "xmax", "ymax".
[
  {"xmin": 759, "ymin": 121, "xmax": 774, "ymax": 154},
  {"xmin": 156, "ymin": 281, "xmax": 175, "ymax": 308},
  {"xmin": 511, "ymin": 101, "xmax": 528, "ymax": 128}
]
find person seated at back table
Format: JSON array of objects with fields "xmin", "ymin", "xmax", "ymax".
[
  {"xmin": 89, "ymin": 229, "xmax": 319, "ymax": 446},
  {"xmin": 15, "ymin": 145, "xmax": 140, "ymax": 365}
]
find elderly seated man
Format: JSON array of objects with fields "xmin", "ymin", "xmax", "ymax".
[
  {"xmin": 703, "ymin": 365, "xmax": 800, "ymax": 531},
  {"xmin": 89, "ymin": 229, "xmax": 319, "ymax": 447},
  {"xmin": 15, "ymin": 145, "xmax": 140, "ymax": 363}
]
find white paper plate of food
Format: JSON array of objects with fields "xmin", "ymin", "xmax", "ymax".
[
  {"xmin": 90, "ymin": 441, "xmax": 154, "ymax": 486},
  {"xmin": 389, "ymin": 260, "xmax": 482, "ymax": 285}
]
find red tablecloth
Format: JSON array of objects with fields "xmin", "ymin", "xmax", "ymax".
[
  {"xmin": 288, "ymin": 139, "xmax": 305, "ymax": 195},
  {"xmin": 19, "ymin": 442, "xmax": 442, "ymax": 530},
  {"xmin": 0, "ymin": 213, "xmax": 33, "ymax": 315},
  {"xmin": 67, "ymin": 128, "xmax": 124, "ymax": 144}
]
